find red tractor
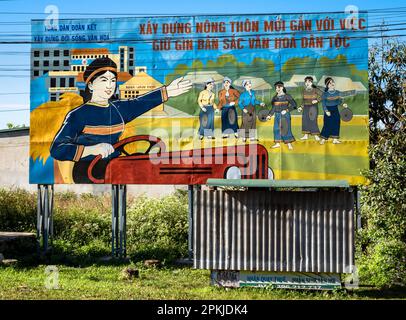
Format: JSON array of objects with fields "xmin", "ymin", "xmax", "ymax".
[{"xmin": 88, "ymin": 135, "xmax": 273, "ymax": 184}]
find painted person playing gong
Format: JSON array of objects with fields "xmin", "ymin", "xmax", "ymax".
[
  {"xmin": 238, "ymin": 79, "xmax": 265, "ymax": 142},
  {"xmin": 297, "ymin": 76, "xmax": 322, "ymax": 141},
  {"xmin": 50, "ymin": 57, "xmax": 192, "ymax": 183},
  {"xmin": 267, "ymin": 81, "xmax": 297, "ymax": 150},
  {"xmin": 217, "ymin": 77, "xmax": 240, "ymax": 139},
  {"xmin": 320, "ymin": 77, "xmax": 348, "ymax": 145},
  {"xmin": 197, "ymin": 78, "xmax": 218, "ymax": 140}
]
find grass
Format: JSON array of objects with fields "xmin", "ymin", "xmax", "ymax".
[
  {"xmin": 1, "ymin": 189, "xmax": 404, "ymax": 300},
  {"xmin": 0, "ymin": 263, "xmax": 405, "ymax": 300}
]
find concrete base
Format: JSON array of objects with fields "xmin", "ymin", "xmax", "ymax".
[
  {"xmin": 1, "ymin": 259, "xmax": 18, "ymax": 266},
  {"xmin": 0, "ymin": 232, "xmax": 37, "ymax": 258},
  {"xmin": 98, "ymin": 256, "xmax": 130, "ymax": 264},
  {"xmin": 173, "ymin": 258, "xmax": 193, "ymax": 267}
]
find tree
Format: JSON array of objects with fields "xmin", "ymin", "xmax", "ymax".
[
  {"xmin": 368, "ymin": 40, "xmax": 405, "ymax": 143},
  {"xmin": 358, "ymin": 40, "xmax": 406, "ymax": 288},
  {"xmin": 6, "ymin": 123, "xmax": 27, "ymax": 129}
]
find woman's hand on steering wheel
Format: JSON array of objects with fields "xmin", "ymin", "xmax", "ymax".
[{"xmin": 83, "ymin": 143, "xmax": 114, "ymax": 159}]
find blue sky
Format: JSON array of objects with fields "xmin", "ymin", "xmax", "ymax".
[{"xmin": 0, "ymin": 0, "xmax": 404, "ymax": 128}]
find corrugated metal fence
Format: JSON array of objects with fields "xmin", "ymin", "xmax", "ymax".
[{"xmin": 194, "ymin": 189, "xmax": 355, "ymax": 273}]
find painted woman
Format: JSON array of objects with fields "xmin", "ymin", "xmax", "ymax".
[
  {"xmin": 217, "ymin": 77, "xmax": 240, "ymax": 138},
  {"xmin": 50, "ymin": 57, "xmax": 191, "ymax": 183},
  {"xmin": 267, "ymin": 81, "xmax": 297, "ymax": 150},
  {"xmin": 319, "ymin": 77, "xmax": 348, "ymax": 144},
  {"xmin": 197, "ymin": 78, "xmax": 217, "ymax": 140},
  {"xmin": 298, "ymin": 76, "xmax": 322, "ymax": 141},
  {"xmin": 238, "ymin": 79, "xmax": 265, "ymax": 142}
]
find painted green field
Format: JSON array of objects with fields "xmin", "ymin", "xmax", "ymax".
[
  {"xmin": 167, "ymin": 89, "xmax": 368, "ymax": 116},
  {"xmin": 121, "ymin": 115, "xmax": 369, "ymax": 184}
]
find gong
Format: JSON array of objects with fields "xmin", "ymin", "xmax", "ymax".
[
  {"xmin": 201, "ymin": 114, "xmax": 209, "ymax": 127},
  {"xmin": 340, "ymin": 107, "xmax": 353, "ymax": 122},
  {"xmin": 280, "ymin": 116, "xmax": 289, "ymax": 136},
  {"xmin": 228, "ymin": 108, "xmax": 236, "ymax": 125},
  {"xmin": 308, "ymin": 105, "xmax": 318, "ymax": 121},
  {"xmin": 258, "ymin": 109, "xmax": 270, "ymax": 122}
]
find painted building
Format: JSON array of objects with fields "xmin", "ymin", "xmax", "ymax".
[
  {"xmin": 70, "ymin": 46, "xmax": 135, "ymax": 75},
  {"xmin": 31, "ymin": 48, "xmax": 71, "ymax": 78},
  {"xmin": 184, "ymin": 71, "xmax": 224, "ymax": 87},
  {"xmin": 32, "ymin": 46, "xmax": 136, "ymax": 101},
  {"xmin": 48, "ymin": 71, "xmax": 79, "ymax": 101},
  {"xmin": 119, "ymin": 72, "xmax": 165, "ymax": 114},
  {"xmin": 353, "ymin": 81, "xmax": 368, "ymax": 93},
  {"xmin": 288, "ymin": 74, "xmax": 318, "ymax": 86},
  {"xmin": 70, "ymin": 48, "xmax": 110, "ymax": 72},
  {"xmin": 232, "ymin": 76, "xmax": 271, "ymax": 100},
  {"xmin": 135, "ymin": 66, "xmax": 147, "ymax": 73},
  {"xmin": 317, "ymin": 76, "xmax": 368, "ymax": 96},
  {"xmin": 118, "ymin": 46, "xmax": 135, "ymax": 75}
]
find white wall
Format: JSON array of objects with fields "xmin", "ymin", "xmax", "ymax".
[{"xmin": 0, "ymin": 132, "xmax": 185, "ymax": 197}]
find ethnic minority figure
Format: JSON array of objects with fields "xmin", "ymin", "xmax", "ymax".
[
  {"xmin": 238, "ymin": 79, "xmax": 265, "ymax": 142},
  {"xmin": 197, "ymin": 78, "xmax": 218, "ymax": 140},
  {"xmin": 320, "ymin": 77, "xmax": 348, "ymax": 145},
  {"xmin": 217, "ymin": 77, "xmax": 240, "ymax": 139},
  {"xmin": 267, "ymin": 81, "xmax": 297, "ymax": 150},
  {"xmin": 298, "ymin": 76, "xmax": 322, "ymax": 141},
  {"xmin": 50, "ymin": 57, "xmax": 192, "ymax": 183}
]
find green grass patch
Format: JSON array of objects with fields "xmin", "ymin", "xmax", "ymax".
[
  {"xmin": 1, "ymin": 188, "xmax": 404, "ymax": 299},
  {"xmin": 0, "ymin": 189, "xmax": 188, "ymax": 265},
  {"xmin": 0, "ymin": 264, "xmax": 405, "ymax": 300}
]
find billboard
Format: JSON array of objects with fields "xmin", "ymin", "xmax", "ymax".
[{"xmin": 30, "ymin": 13, "xmax": 369, "ymax": 185}]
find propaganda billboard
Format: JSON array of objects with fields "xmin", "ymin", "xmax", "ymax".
[{"xmin": 30, "ymin": 13, "xmax": 369, "ymax": 185}]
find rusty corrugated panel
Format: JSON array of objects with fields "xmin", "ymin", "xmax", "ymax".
[{"xmin": 193, "ymin": 190, "xmax": 355, "ymax": 273}]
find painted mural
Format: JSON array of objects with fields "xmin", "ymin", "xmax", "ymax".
[{"xmin": 30, "ymin": 13, "xmax": 369, "ymax": 185}]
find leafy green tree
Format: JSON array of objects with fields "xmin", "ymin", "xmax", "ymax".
[
  {"xmin": 6, "ymin": 123, "xmax": 26, "ymax": 129},
  {"xmin": 368, "ymin": 40, "xmax": 405, "ymax": 143},
  {"xmin": 358, "ymin": 40, "xmax": 406, "ymax": 288}
]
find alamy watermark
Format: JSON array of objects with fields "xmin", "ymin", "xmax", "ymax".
[
  {"xmin": 342, "ymin": 264, "xmax": 359, "ymax": 289},
  {"xmin": 44, "ymin": 265, "xmax": 59, "ymax": 290}
]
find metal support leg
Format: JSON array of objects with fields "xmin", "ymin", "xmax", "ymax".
[
  {"xmin": 188, "ymin": 185, "xmax": 194, "ymax": 260},
  {"xmin": 43, "ymin": 185, "xmax": 49, "ymax": 250},
  {"xmin": 37, "ymin": 184, "xmax": 54, "ymax": 254},
  {"xmin": 355, "ymin": 187, "xmax": 362, "ymax": 230},
  {"xmin": 119, "ymin": 184, "xmax": 127, "ymax": 258},
  {"xmin": 111, "ymin": 184, "xmax": 127, "ymax": 258},
  {"xmin": 112, "ymin": 185, "xmax": 119, "ymax": 257},
  {"xmin": 37, "ymin": 185, "xmax": 42, "ymax": 245}
]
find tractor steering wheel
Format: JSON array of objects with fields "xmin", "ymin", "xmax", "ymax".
[
  {"xmin": 87, "ymin": 135, "xmax": 166, "ymax": 184},
  {"xmin": 114, "ymin": 135, "xmax": 166, "ymax": 156}
]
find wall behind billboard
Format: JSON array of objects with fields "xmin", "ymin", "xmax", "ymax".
[{"xmin": 30, "ymin": 13, "xmax": 369, "ymax": 185}]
